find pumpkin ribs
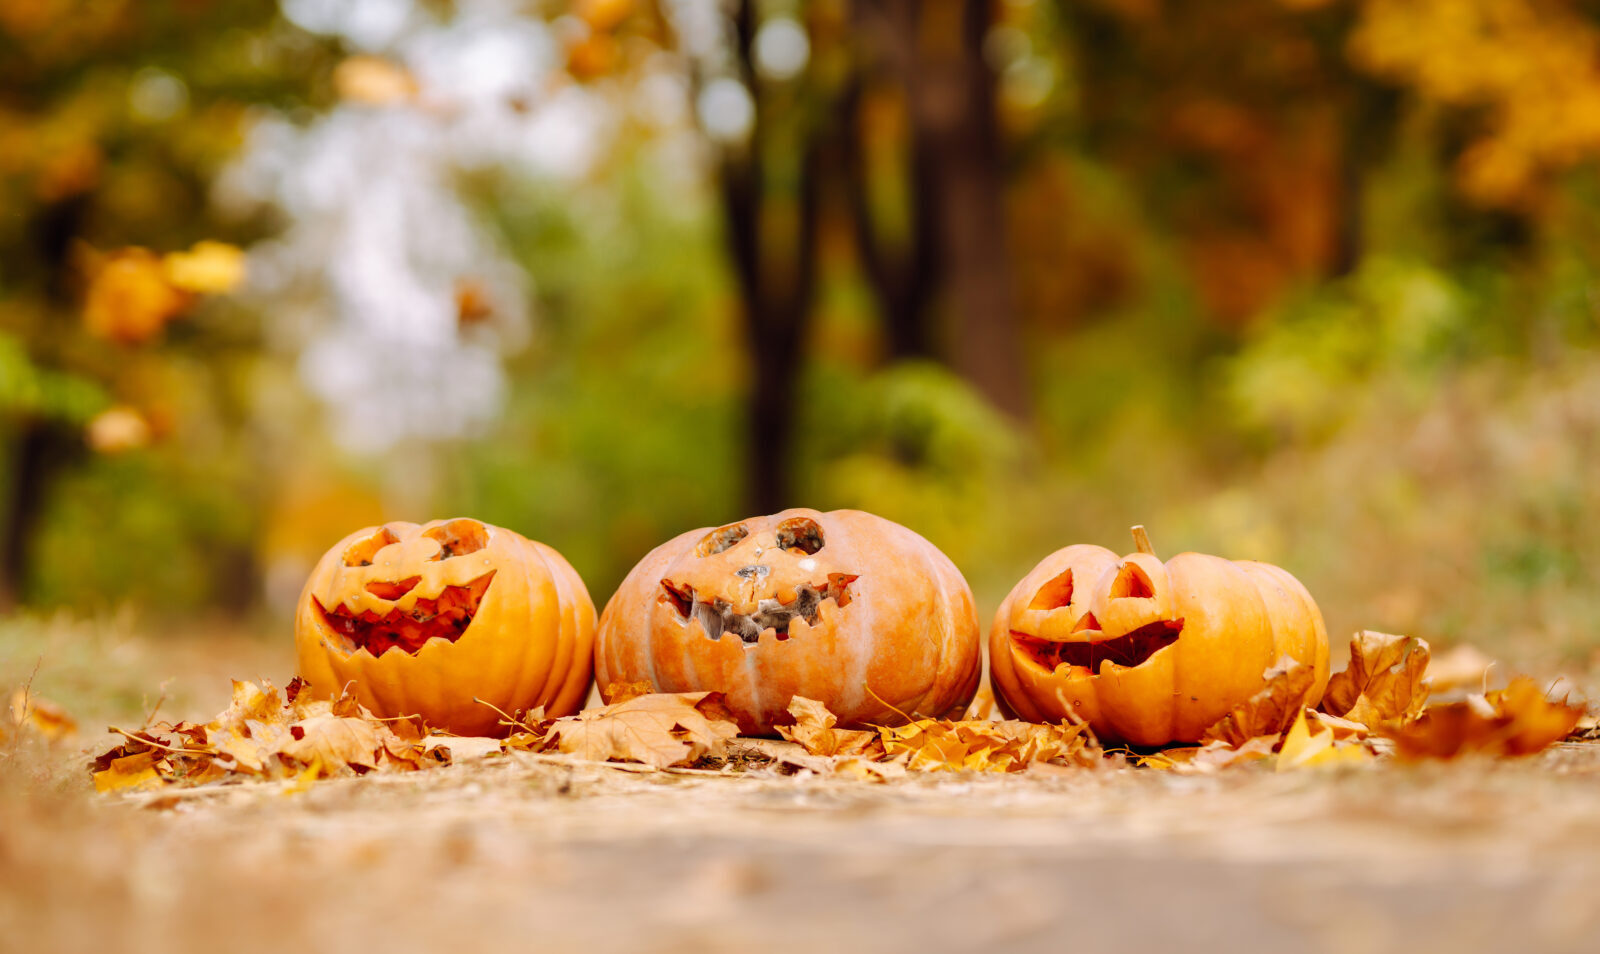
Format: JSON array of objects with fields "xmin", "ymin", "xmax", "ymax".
[{"xmin": 314, "ymin": 571, "xmax": 496, "ymax": 656}]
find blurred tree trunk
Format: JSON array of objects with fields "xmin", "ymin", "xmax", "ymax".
[
  {"xmin": 852, "ymin": 0, "xmax": 1028, "ymax": 416},
  {"xmin": 0, "ymin": 423, "xmax": 74, "ymax": 611},
  {"xmin": 718, "ymin": 0, "xmax": 824, "ymax": 515}
]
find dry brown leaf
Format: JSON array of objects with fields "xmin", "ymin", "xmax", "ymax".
[
  {"xmin": 1203, "ymin": 655, "xmax": 1314, "ymax": 747},
  {"xmin": 1150, "ymin": 736, "xmax": 1280, "ymax": 773},
  {"xmin": 545, "ymin": 692, "xmax": 739, "ymax": 769},
  {"xmin": 1321, "ymin": 631, "xmax": 1430, "ymax": 728},
  {"xmin": 1305, "ymin": 710, "xmax": 1370, "ymax": 740},
  {"xmin": 880, "ymin": 718, "xmax": 1099, "ymax": 773},
  {"xmin": 281, "ymin": 714, "xmax": 385, "ymax": 771},
  {"xmin": 422, "ymin": 736, "xmax": 504, "ymax": 762},
  {"xmin": 90, "ymin": 677, "xmax": 444, "ymax": 792},
  {"xmin": 834, "ymin": 755, "xmax": 908, "ymax": 782},
  {"xmin": 1277, "ymin": 708, "xmax": 1373, "ymax": 771},
  {"xmin": 1386, "ymin": 677, "xmax": 1584, "ymax": 760},
  {"xmin": 9, "ymin": 688, "xmax": 78, "ymax": 740},
  {"xmin": 776, "ymin": 696, "xmax": 881, "ymax": 758}
]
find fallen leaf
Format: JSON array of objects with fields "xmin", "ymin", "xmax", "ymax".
[
  {"xmin": 281, "ymin": 714, "xmax": 384, "ymax": 772},
  {"xmin": 1386, "ymin": 677, "xmax": 1584, "ymax": 759},
  {"xmin": 9, "ymin": 688, "xmax": 78, "ymax": 740},
  {"xmin": 546, "ymin": 692, "xmax": 740, "ymax": 769},
  {"xmin": 93, "ymin": 751, "xmax": 165, "ymax": 793},
  {"xmin": 776, "ymin": 696, "xmax": 881, "ymax": 758},
  {"xmin": 1305, "ymin": 710, "xmax": 1370, "ymax": 740},
  {"xmin": 1321, "ymin": 631, "xmax": 1430, "ymax": 729},
  {"xmin": 423, "ymin": 736, "xmax": 504, "ymax": 762},
  {"xmin": 1149, "ymin": 736, "xmax": 1280, "ymax": 773},
  {"xmin": 1277, "ymin": 708, "xmax": 1372, "ymax": 771},
  {"xmin": 880, "ymin": 718, "xmax": 1098, "ymax": 773},
  {"xmin": 1203, "ymin": 655, "xmax": 1314, "ymax": 746}
]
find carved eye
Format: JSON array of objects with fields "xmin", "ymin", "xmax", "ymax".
[
  {"xmin": 343, "ymin": 527, "xmax": 399, "ymax": 567},
  {"xmin": 424, "ymin": 518, "xmax": 489, "ymax": 560},
  {"xmin": 776, "ymin": 517, "xmax": 824, "ymax": 555},
  {"xmin": 697, "ymin": 523, "xmax": 749, "ymax": 557}
]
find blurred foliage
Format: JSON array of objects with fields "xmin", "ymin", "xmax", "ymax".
[{"xmin": 4, "ymin": 0, "xmax": 1600, "ymax": 669}]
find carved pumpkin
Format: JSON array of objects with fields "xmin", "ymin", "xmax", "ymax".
[
  {"xmin": 989, "ymin": 527, "xmax": 1329, "ymax": 746},
  {"xmin": 295, "ymin": 518, "xmax": 595, "ymax": 736},
  {"xmin": 595, "ymin": 508, "xmax": 982, "ymax": 735}
]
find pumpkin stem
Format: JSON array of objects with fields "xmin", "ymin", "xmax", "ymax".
[{"xmin": 1130, "ymin": 525, "xmax": 1156, "ymax": 556}]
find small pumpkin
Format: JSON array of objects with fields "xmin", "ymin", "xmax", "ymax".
[
  {"xmin": 989, "ymin": 527, "xmax": 1329, "ymax": 746},
  {"xmin": 595, "ymin": 508, "xmax": 982, "ymax": 735},
  {"xmin": 295, "ymin": 518, "xmax": 595, "ymax": 736}
]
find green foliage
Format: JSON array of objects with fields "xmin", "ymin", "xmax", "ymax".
[
  {"xmin": 1224, "ymin": 259, "xmax": 1471, "ymax": 442},
  {"xmin": 447, "ymin": 155, "xmax": 743, "ymax": 598},
  {"xmin": 0, "ymin": 334, "xmax": 108, "ymax": 425}
]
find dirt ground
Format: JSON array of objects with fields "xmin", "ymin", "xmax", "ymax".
[{"xmin": 5, "ymin": 618, "xmax": 1600, "ymax": 954}]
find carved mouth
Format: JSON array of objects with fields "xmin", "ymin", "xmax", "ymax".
[
  {"xmin": 1011, "ymin": 620, "xmax": 1183, "ymax": 673},
  {"xmin": 660, "ymin": 574, "xmax": 858, "ymax": 644},
  {"xmin": 314, "ymin": 571, "xmax": 496, "ymax": 656}
]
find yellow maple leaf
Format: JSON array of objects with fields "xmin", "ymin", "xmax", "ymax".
[
  {"xmin": 1277, "ymin": 708, "xmax": 1372, "ymax": 772},
  {"xmin": 93, "ymin": 751, "xmax": 165, "ymax": 793}
]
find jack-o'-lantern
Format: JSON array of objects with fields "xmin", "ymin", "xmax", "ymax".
[
  {"xmin": 595, "ymin": 508, "xmax": 981, "ymax": 735},
  {"xmin": 295, "ymin": 518, "xmax": 595, "ymax": 736},
  {"xmin": 989, "ymin": 527, "xmax": 1329, "ymax": 746}
]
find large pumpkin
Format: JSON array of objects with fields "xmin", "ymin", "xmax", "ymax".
[
  {"xmin": 989, "ymin": 527, "xmax": 1329, "ymax": 746},
  {"xmin": 595, "ymin": 508, "xmax": 981, "ymax": 734},
  {"xmin": 295, "ymin": 517, "xmax": 595, "ymax": 736}
]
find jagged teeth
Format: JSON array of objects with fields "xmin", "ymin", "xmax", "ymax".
[{"xmin": 672, "ymin": 582, "xmax": 838, "ymax": 644}]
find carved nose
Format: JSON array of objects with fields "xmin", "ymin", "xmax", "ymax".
[{"xmin": 736, "ymin": 564, "xmax": 769, "ymax": 580}]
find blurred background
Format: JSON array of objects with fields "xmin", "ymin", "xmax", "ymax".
[{"xmin": 4, "ymin": 0, "xmax": 1600, "ymax": 670}]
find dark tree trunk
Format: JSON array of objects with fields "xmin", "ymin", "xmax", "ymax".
[
  {"xmin": 0, "ymin": 421, "xmax": 75, "ymax": 611},
  {"xmin": 853, "ymin": 0, "xmax": 1027, "ymax": 415},
  {"xmin": 914, "ymin": 0, "xmax": 1027, "ymax": 417},
  {"xmin": 717, "ymin": 0, "xmax": 825, "ymax": 515}
]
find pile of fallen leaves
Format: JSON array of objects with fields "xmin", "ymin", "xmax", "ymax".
[
  {"xmin": 75, "ymin": 631, "xmax": 1593, "ymax": 795},
  {"xmin": 1140, "ymin": 632, "xmax": 1587, "ymax": 773}
]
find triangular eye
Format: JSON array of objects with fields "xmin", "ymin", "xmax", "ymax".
[
  {"xmin": 1028, "ymin": 569, "xmax": 1074, "ymax": 610},
  {"xmin": 776, "ymin": 517, "xmax": 824, "ymax": 555},
  {"xmin": 424, "ymin": 519, "xmax": 489, "ymax": 560},
  {"xmin": 697, "ymin": 523, "xmax": 749, "ymax": 556},
  {"xmin": 1110, "ymin": 563, "xmax": 1155, "ymax": 600},
  {"xmin": 343, "ymin": 527, "xmax": 399, "ymax": 567}
]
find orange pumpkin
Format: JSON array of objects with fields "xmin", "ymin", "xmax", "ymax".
[
  {"xmin": 989, "ymin": 527, "xmax": 1329, "ymax": 746},
  {"xmin": 295, "ymin": 518, "xmax": 595, "ymax": 736},
  {"xmin": 595, "ymin": 508, "xmax": 982, "ymax": 734}
]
